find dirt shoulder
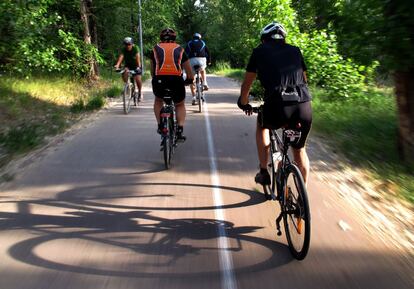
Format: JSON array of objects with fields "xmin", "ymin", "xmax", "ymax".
[{"xmin": 309, "ymin": 136, "xmax": 414, "ymax": 256}]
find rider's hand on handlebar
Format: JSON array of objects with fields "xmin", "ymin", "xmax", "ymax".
[
  {"xmin": 237, "ymin": 96, "xmax": 253, "ymax": 115},
  {"xmin": 134, "ymin": 67, "xmax": 142, "ymax": 75},
  {"xmin": 184, "ymin": 78, "xmax": 194, "ymax": 86}
]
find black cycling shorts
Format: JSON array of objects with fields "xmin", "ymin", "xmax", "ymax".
[
  {"xmin": 152, "ymin": 76, "xmax": 186, "ymax": 103},
  {"xmin": 258, "ymin": 100, "xmax": 312, "ymax": 149}
]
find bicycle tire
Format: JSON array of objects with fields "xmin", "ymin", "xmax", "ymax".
[
  {"xmin": 127, "ymin": 84, "xmax": 133, "ymax": 113},
  {"xmin": 282, "ymin": 164, "xmax": 311, "ymax": 260},
  {"xmin": 269, "ymin": 139, "xmax": 278, "ymax": 196},
  {"xmin": 168, "ymin": 117, "xmax": 175, "ymax": 161},
  {"xmin": 196, "ymin": 78, "xmax": 202, "ymax": 113},
  {"xmin": 122, "ymin": 85, "xmax": 129, "ymax": 114},
  {"xmin": 163, "ymin": 137, "xmax": 170, "ymax": 169},
  {"xmin": 123, "ymin": 84, "xmax": 132, "ymax": 114}
]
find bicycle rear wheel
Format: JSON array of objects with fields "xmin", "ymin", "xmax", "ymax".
[
  {"xmin": 282, "ymin": 164, "xmax": 311, "ymax": 260},
  {"xmin": 162, "ymin": 137, "xmax": 170, "ymax": 169},
  {"xmin": 196, "ymin": 78, "xmax": 203, "ymax": 113}
]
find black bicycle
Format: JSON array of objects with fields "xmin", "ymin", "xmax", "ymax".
[
  {"xmin": 253, "ymin": 106, "xmax": 311, "ymax": 260},
  {"xmin": 159, "ymin": 89, "xmax": 178, "ymax": 169},
  {"xmin": 192, "ymin": 64, "xmax": 204, "ymax": 113},
  {"xmin": 117, "ymin": 68, "xmax": 141, "ymax": 114}
]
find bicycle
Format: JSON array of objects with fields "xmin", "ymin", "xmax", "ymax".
[
  {"xmin": 192, "ymin": 64, "xmax": 204, "ymax": 113},
  {"xmin": 116, "ymin": 68, "xmax": 141, "ymax": 114},
  {"xmin": 159, "ymin": 89, "xmax": 178, "ymax": 169},
  {"xmin": 253, "ymin": 106, "xmax": 311, "ymax": 260}
]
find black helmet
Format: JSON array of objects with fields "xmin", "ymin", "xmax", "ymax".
[
  {"xmin": 123, "ymin": 37, "xmax": 133, "ymax": 45},
  {"xmin": 260, "ymin": 22, "xmax": 287, "ymax": 41},
  {"xmin": 160, "ymin": 28, "xmax": 177, "ymax": 41},
  {"xmin": 193, "ymin": 33, "xmax": 202, "ymax": 40}
]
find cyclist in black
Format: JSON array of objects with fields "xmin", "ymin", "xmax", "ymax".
[
  {"xmin": 238, "ymin": 22, "xmax": 312, "ymax": 185},
  {"xmin": 150, "ymin": 28, "xmax": 194, "ymax": 141},
  {"xmin": 114, "ymin": 37, "xmax": 143, "ymax": 101},
  {"xmin": 185, "ymin": 33, "xmax": 211, "ymax": 104}
]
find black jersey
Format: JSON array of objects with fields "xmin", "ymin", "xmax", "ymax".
[{"xmin": 246, "ymin": 41, "xmax": 311, "ymax": 102}]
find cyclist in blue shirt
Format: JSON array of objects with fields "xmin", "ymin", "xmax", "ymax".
[{"xmin": 185, "ymin": 33, "xmax": 211, "ymax": 105}]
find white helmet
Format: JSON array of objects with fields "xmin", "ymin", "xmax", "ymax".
[
  {"xmin": 123, "ymin": 37, "xmax": 133, "ymax": 45},
  {"xmin": 260, "ymin": 22, "xmax": 287, "ymax": 40}
]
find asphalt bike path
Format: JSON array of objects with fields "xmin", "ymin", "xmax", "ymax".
[{"xmin": 0, "ymin": 76, "xmax": 412, "ymax": 289}]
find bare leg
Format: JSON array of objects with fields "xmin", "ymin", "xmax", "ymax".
[
  {"xmin": 134, "ymin": 75, "xmax": 142, "ymax": 91},
  {"xmin": 122, "ymin": 68, "xmax": 129, "ymax": 83},
  {"xmin": 292, "ymin": 147, "xmax": 310, "ymax": 185},
  {"xmin": 201, "ymin": 70, "xmax": 207, "ymax": 84},
  {"xmin": 175, "ymin": 100, "xmax": 186, "ymax": 127},
  {"xmin": 134, "ymin": 75, "xmax": 143, "ymax": 100},
  {"xmin": 256, "ymin": 122, "xmax": 270, "ymax": 169},
  {"xmin": 154, "ymin": 97, "xmax": 164, "ymax": 124},
  {"xmin": 190, "ymin": 83, "xmax": 196, "ymax": 97}
]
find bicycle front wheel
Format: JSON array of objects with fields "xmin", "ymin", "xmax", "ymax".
[
  {"xmin": 282, "ymin": 164, "xmax": 311, "ymax": 260},
  {"xmin": 123, "ymin": 84, "xmax": 132, "ymax": 114}
]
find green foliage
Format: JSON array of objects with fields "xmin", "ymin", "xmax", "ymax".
[
  {"xmin": 292, "ymin": 0, "xmax": 414, "ymax": 71},
  {"xmin": 0, "ymin": 123, "xmax": 42, "ymax": 152},
  {"xmin": 70, "ymin": 98, "xmax": 86, "ymax": 113},
  {"xmin": 70, "ymin": 94, "xmax": 105, "ymax": 113},
  {"xmin": 106, "ymin": 85, "xmax": 122, "ymax": 98},
  {"xmin": 312, "ymin": 86, "xmax": 414, "ymax": 203},
  {"xmin": 0, "ymin": 0, "xmax": 104, "ymax": 77},
  {"xmin": 86, "ymin": 94, "xmax": 105, "ymax": 110},
  {"xmin": 295, "ymin": 31, "xmax": 378, "ymax": 98}
]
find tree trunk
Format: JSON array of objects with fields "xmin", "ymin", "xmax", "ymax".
[
  {"xmin": 80, "ymin": 0, "xmax": 98, "ymax": 80},
  {"xmin": 394, "ymin": 69, "xmax": 414, "ymax": 168}
]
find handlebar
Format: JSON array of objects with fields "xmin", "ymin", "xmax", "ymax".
[{"xmin": 115, "ymin": 67, "xmax": 142, "ymax": 75}]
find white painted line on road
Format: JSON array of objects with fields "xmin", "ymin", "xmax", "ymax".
[{"xmin": 204, "ymin": 102, "xmax": 238, "ymax": 289}]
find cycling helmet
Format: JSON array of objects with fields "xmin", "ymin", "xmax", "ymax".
[
  {"xmin": 193, "ymin": 33, "xmax": 202, "ymax": 40},
  {"xmin": 160, "ymin": 28, "xmax": 177, "ymax": 41},
  {"xmin": 123, "ymin": 37, "xmax": 133, "ymax": 45},
  {"xmin": 260, "ymin": 22, "xmax": 287, "ymax": 40}
]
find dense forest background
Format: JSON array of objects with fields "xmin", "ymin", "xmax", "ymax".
[{"xmin": 0, "ymin": 0, "xmax": 413, "ymax": 196}]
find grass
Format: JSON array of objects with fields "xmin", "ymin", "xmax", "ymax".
[
  {"xmin": 312, "ymin": 86, "xmax": 413, "ymax": 204},
  {"xmin": 0, "ymin": 71, "xmax": 121, "ymax": 167},
  {"xmin": 210, "ymin": 62, "xmax": 245, "ymax": 81},
  {"xmin": 213, "ymin": 66, "xmax": 413, "ymax": 204}
]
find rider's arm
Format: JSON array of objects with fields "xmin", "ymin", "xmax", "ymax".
[
  {"xmin": 115, "ymin": 54, "xmax": 124, "ymax": 69},
  {"xmin": 240, "ymin": 72, "xmax": 256, "ymax": 105},
  {"xmin": 184, "ymin": 42, "xmax": 191, "ymax": 57},
  {"xmin": 136, "ymin": 53, "xmax": 141, "ymax": 68},
  {"xmin": 240, "ymin": 49, "xmax": 258, "ymax": 105},
  {"xmin": 299, "ymin": 48, "xmax": 308, "ymax": 84},
  {"xmin": 205, "ymin": 46, "xmax": 211, "ymax": 65},
  {"xmin": 150, "ymin": 59, "xmax": 155, "ymax": 78},
  {"xmin": 183, "ymin": 60, "xmax": 194, "ymax": 80}
]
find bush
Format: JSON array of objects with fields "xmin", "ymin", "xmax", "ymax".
[
  {"xmin": 293, "ymin": 31, "xmax": 378, "ymax": 99},
  {"xmin": 0, "ymin": 124, "xmax": 42, "ymax": 152},
  {"xmin": 70, "ymin": 98, "xmax": 85, "ymax": 113},
  {"xmin": 85, "ymin": 95, "xmax": 105, "ymax": 111},
  {"xmin": 106, "ymin": 85, "xmax": 122, "ymax": 98}
]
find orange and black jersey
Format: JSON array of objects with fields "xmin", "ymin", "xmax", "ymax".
[{"xmin": 150, "ymin": 43, "xmax": 189, "ymax": 76}]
